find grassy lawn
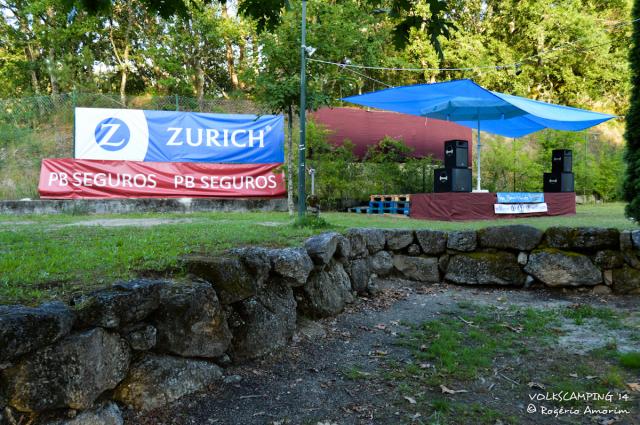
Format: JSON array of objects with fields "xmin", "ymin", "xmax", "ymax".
[{"xmin": 0, "ymin": 202, "xmax": 634, "ymax": 305}]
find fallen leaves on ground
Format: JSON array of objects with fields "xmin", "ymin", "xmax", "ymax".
[
  {"xmin": 404, "ymin": 396, "xmax": 417, "ymax": 404},
  {"xmin": 528, "ymin": 381, "xmax": 546, "ymax": 390},
  {"xmin": 627, "ymin": 382, "xmax": 640, "ymax": 392},
  {"xmin": 440, "ymin": 385, "xmax": 468, "ymax": 394},
  {"xmin": 502, "ymin": 324, "xmax": 523, "ymax": 333}
]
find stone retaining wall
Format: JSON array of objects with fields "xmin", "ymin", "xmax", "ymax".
[
  {"xmin": 0, "ymin": 198, "xmax": 287, "ymax": 216},
  {"xmin": 1, "ymin": 225, "xmax": 639, "ymax": 424}
]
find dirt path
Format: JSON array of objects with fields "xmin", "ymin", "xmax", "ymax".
[{"xmin": 125, "ymin": 283, "xmax": 640, "ymax": 425}]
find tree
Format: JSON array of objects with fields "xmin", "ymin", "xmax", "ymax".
[
  {"xmin": 624, "ymin": 0, "xmax": 640, "ymax": 219},
  {"xmin": 252, "ymin": 0, "xmax": 390, "ymax": 214},
  {"xmin": 146, "ymin": 0, "xmax": 228, "ymax": 102}
]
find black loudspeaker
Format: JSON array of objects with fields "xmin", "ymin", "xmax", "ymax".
[
  {"xmin": 434, "ymin": 168, "xmax": 472, "ymax": 192},
  {"xmin": 544, "ymin": 172, "xmax": 574, "ymax": 192},
  {"xmin": 552, "ymin": 149, "xmax": 573, "ymax": 173},
  {"xmin": 444, "ymin": 140, "xmax": 469, "ymax": 168}
]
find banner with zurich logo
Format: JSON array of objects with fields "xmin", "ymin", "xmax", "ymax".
[{"xmin": 74, "ymin": 107, "xmax": 284, "ymax": 164}]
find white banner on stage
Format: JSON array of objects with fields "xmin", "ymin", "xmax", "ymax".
[{"xmin": 494, "ymin": 203, "xmax": 548, "ymax": 214}]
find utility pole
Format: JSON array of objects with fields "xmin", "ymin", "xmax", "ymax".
[{"xmin": 297, "ymin": 0, "xmax": 308, "ymax": 218}]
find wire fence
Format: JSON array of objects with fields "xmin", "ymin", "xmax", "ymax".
[{"xmin": 0, "ymin": 92, "xmax": 267, "ymax": 127}]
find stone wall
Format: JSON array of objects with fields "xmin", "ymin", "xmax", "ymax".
[
  {"xmin": 1, "ymin": 225, "xmax": 639, "ymax": 424},
  {"xmin": 0, "ymin": 198, "xmax": 286, "ymax": 216}
]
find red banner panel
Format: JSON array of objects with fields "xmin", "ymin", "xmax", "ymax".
[{"xmin": 38, "ymin": 159, "xmax": 286, "ymax": 199}]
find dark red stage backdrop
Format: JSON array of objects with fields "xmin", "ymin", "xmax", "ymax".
[
  {"xmin": 38, "ymin": 159, "xmax": 286, "ymax": 199},
  {"xmin": 410, "ymin": 192, "xmax": 576, "ymax": 221},
  {"xmin": 310, "ymin": 107, "xmax": 473, "ymax": 161}
]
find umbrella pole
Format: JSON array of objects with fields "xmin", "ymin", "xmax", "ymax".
[{"xmin": 476, "ymin": 118, "xmax": 481, "ymax": 191}]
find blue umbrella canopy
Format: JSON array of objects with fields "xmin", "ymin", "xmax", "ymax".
[
  {"xmin": 342, "ymin": 79, "xmax": 615, "ymax": 190},
  {"xmin": 342, "ymin": 79, "xmax": 614, "ymax": 138}
]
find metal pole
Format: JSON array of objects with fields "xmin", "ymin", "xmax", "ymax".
[
  {"xmin": 513, "ymin": 138, "xmax": 516, "ymax": 191},
  {"xmin": 72, "ymin": 90, "xmax": 77, "ymax": 158},
  {"xmin": 584, "ymin": 131, "xmax": 588, "ymax": 200},
  {"xmin": 476, "ymin": 117, "xmax": 481, "ymax": 191},
  {"xmin": 297, "ymin": 0, "xmax": 308, "ymax": 218}
]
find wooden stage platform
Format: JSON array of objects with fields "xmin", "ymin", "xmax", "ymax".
[{"xmin": 410, "ymin": 192, "xmax": 576, "ymax": 221}]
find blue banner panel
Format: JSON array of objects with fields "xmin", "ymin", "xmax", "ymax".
[
  {"xmin": 496, "ymin": 192, "xmax": 545, "ymax": 204},
  {"xmin": 75, "ymin": 108, "xmax": 284, "ymax": 164}
]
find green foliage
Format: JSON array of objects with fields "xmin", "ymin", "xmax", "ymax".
[
  {"xmin": 304, "ymin": 120, "xmax": 625, "ymax": 206},
  {"xmin": 364, "ymin": 136, "xmax": 413, "ymax": 163},
  {"xmin": 402, "ymin": 0, "xmax": 630, "ymax": 115},
  {"xmin": 253, "ymin": 0, "xmax": 393, "ymax": 114},
  {"xmin": 562, "ymin": 305, "xmax": 623, "ymax": 328},
  {"xmin": 291, "ymin": 214, "xmax": 330, "ymax": 229},
  {"xmin": 303, "ymin": 125, "xmax": 440, "ymax": 209},
  {"xmin": 619, "ymin": 351, "xmax": 640, "ymax": 369},
  {"xmin": 477, "ymin": 130, "xmax": 625, "ymax": 199},
  {"xmin": 341, "ymin": 365, "xmax": 371, "ymax": 380},
  {"xmin": 479, "ymin": 136, "xmax": 543, "ymax": 193},
  {"xmin": 624, "ymin": 0, "xmax": 640, "ymax": 220}
]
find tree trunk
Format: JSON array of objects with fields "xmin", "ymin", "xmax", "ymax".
[
  {"xmin": 237, "ymin": 38, "xmax": 246, "ymax": 89},
  {"xmin": 47, "ymin": 47, "xmax": 59, "ymax": 100},
  {"xmin": 25, "ymin": 46, "xmax": 40, "ymax": 96},
  {"xmin": 120, "ymin": 44, "xmax": 129, "ymax": 106},
  {"xmin": 119, "ymin": 0, "xmax": 133, "ymax": 106},
  {"xmin": 623, "ymin": 0, "xmax": 640, "ymax": 219},
  {"xmin": 287, "ymin": 105, "xmax": 295, "ymax": 216},
  {"xmin": 195, "ymin": 62, "xmax": 205, "ymax": 110},
  {"xmin": 221, "ymin": 3, "xmax": 239, "ymax": 90}
]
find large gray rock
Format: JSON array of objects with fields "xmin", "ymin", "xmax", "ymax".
[
  {"xmin": 304, "ymin": 232, "xmax": 341, "ymax": 265},
  {"xmin": 270, "ymin": 248, "xmax": 314, "ymax": 286},
  {"xmin": 346, "ymin": 228, "xmax": 385, "ymax": 254},
  {"xmin": 438, "ymin": 254, "xmax": 450, "ymax": 274},
  {"xmin": 445, "ymin": 252, "xmax": 526, "ymax": 286},
  {"xmin": 478, "ymin": 225, "xmax": 543, "ymax": 251},
  {"xmin": 384, "ymin": 229, "xmax": 415, "ymax": 251},
  {"xmin": 612, "ymin": 266, "xmax": 640, "ymax": 295},
  {"xmin": 392, "ymin": 255, "xmax": 439, "ymax": 282},
  {"xmin": 345, "ymin": 229, "xmax": 368, "ymax": 258},
  {"xmin": 407, "ymin": 244, "xmax": 421, "ymax": 256},
  {"xmin": 152, "ymin": 282, "xmax": 231, "ymax": 358},
  {"xmin": 545, "ymin": 227, "xmax": 620, "ymax": 251},
  {"xmin": 619, "ymin": 230, "xmax": 640, "ymax": 269},
  {"xmin": 296, "ymin": 261, "xmax": 354, "ymax": 318},
  {"xmin": 72, "ymin": 280, "xmax": 165, "ymax": 329},
  {"xmin": 182, "ymin": 255, "xmax": 257, "ymax": 304},
  {"xmin": 227, "ymin": 280, "xmax": 297, "ymax": 363},
  {"xmin": 335, "ymin": 235, "xmax": 351, "ymax": 260},
  {"xmin": 630, "ymin": 229, "xmax": 640, "ymax": 250},
  {"xmin": 44, "ymin": 402, "xmax": 123, "ymax": 425},
  {"xmin": 345, "ymin": 258, "xmax": 371, "ymax": 293},
  {"xmin": 415, "ymin": 230, "xmax": 448, "ymax": 255},
  {"xmin": 447, "ymin": 230, "xmax": 477, "ymax": 252},
  {"xmin": 113, "ymin": 354, "xmax": 222, "ymax": 411},
  {"xmin": 229, "ymin": 247, "xmax": 272, "ymax": 282},
  {"xmin": 2, "ymin": 328, "xmax": 130, "ymax": 412},
  {"xmin": 524, "ymin": 249, "xmax": 602, "ymax": 287},
  {"xmin": 370, "ymin": 251, "xmax": 393, "ymax": 276},
  {"xmin": 592, "ymin": 250, "xmax": 624, "ymax": 269},
  {"xmin": 123, "ymin": 325, "xmax": 157, "ymax": 351},
  {"xmin": 0, "ymin": 301, "xmax": 74, "ymax": 363}
]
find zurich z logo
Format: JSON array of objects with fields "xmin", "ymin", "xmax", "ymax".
[{"xmin": 94, "ymin": 118, "xmax": 130, "ymax": 151}]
